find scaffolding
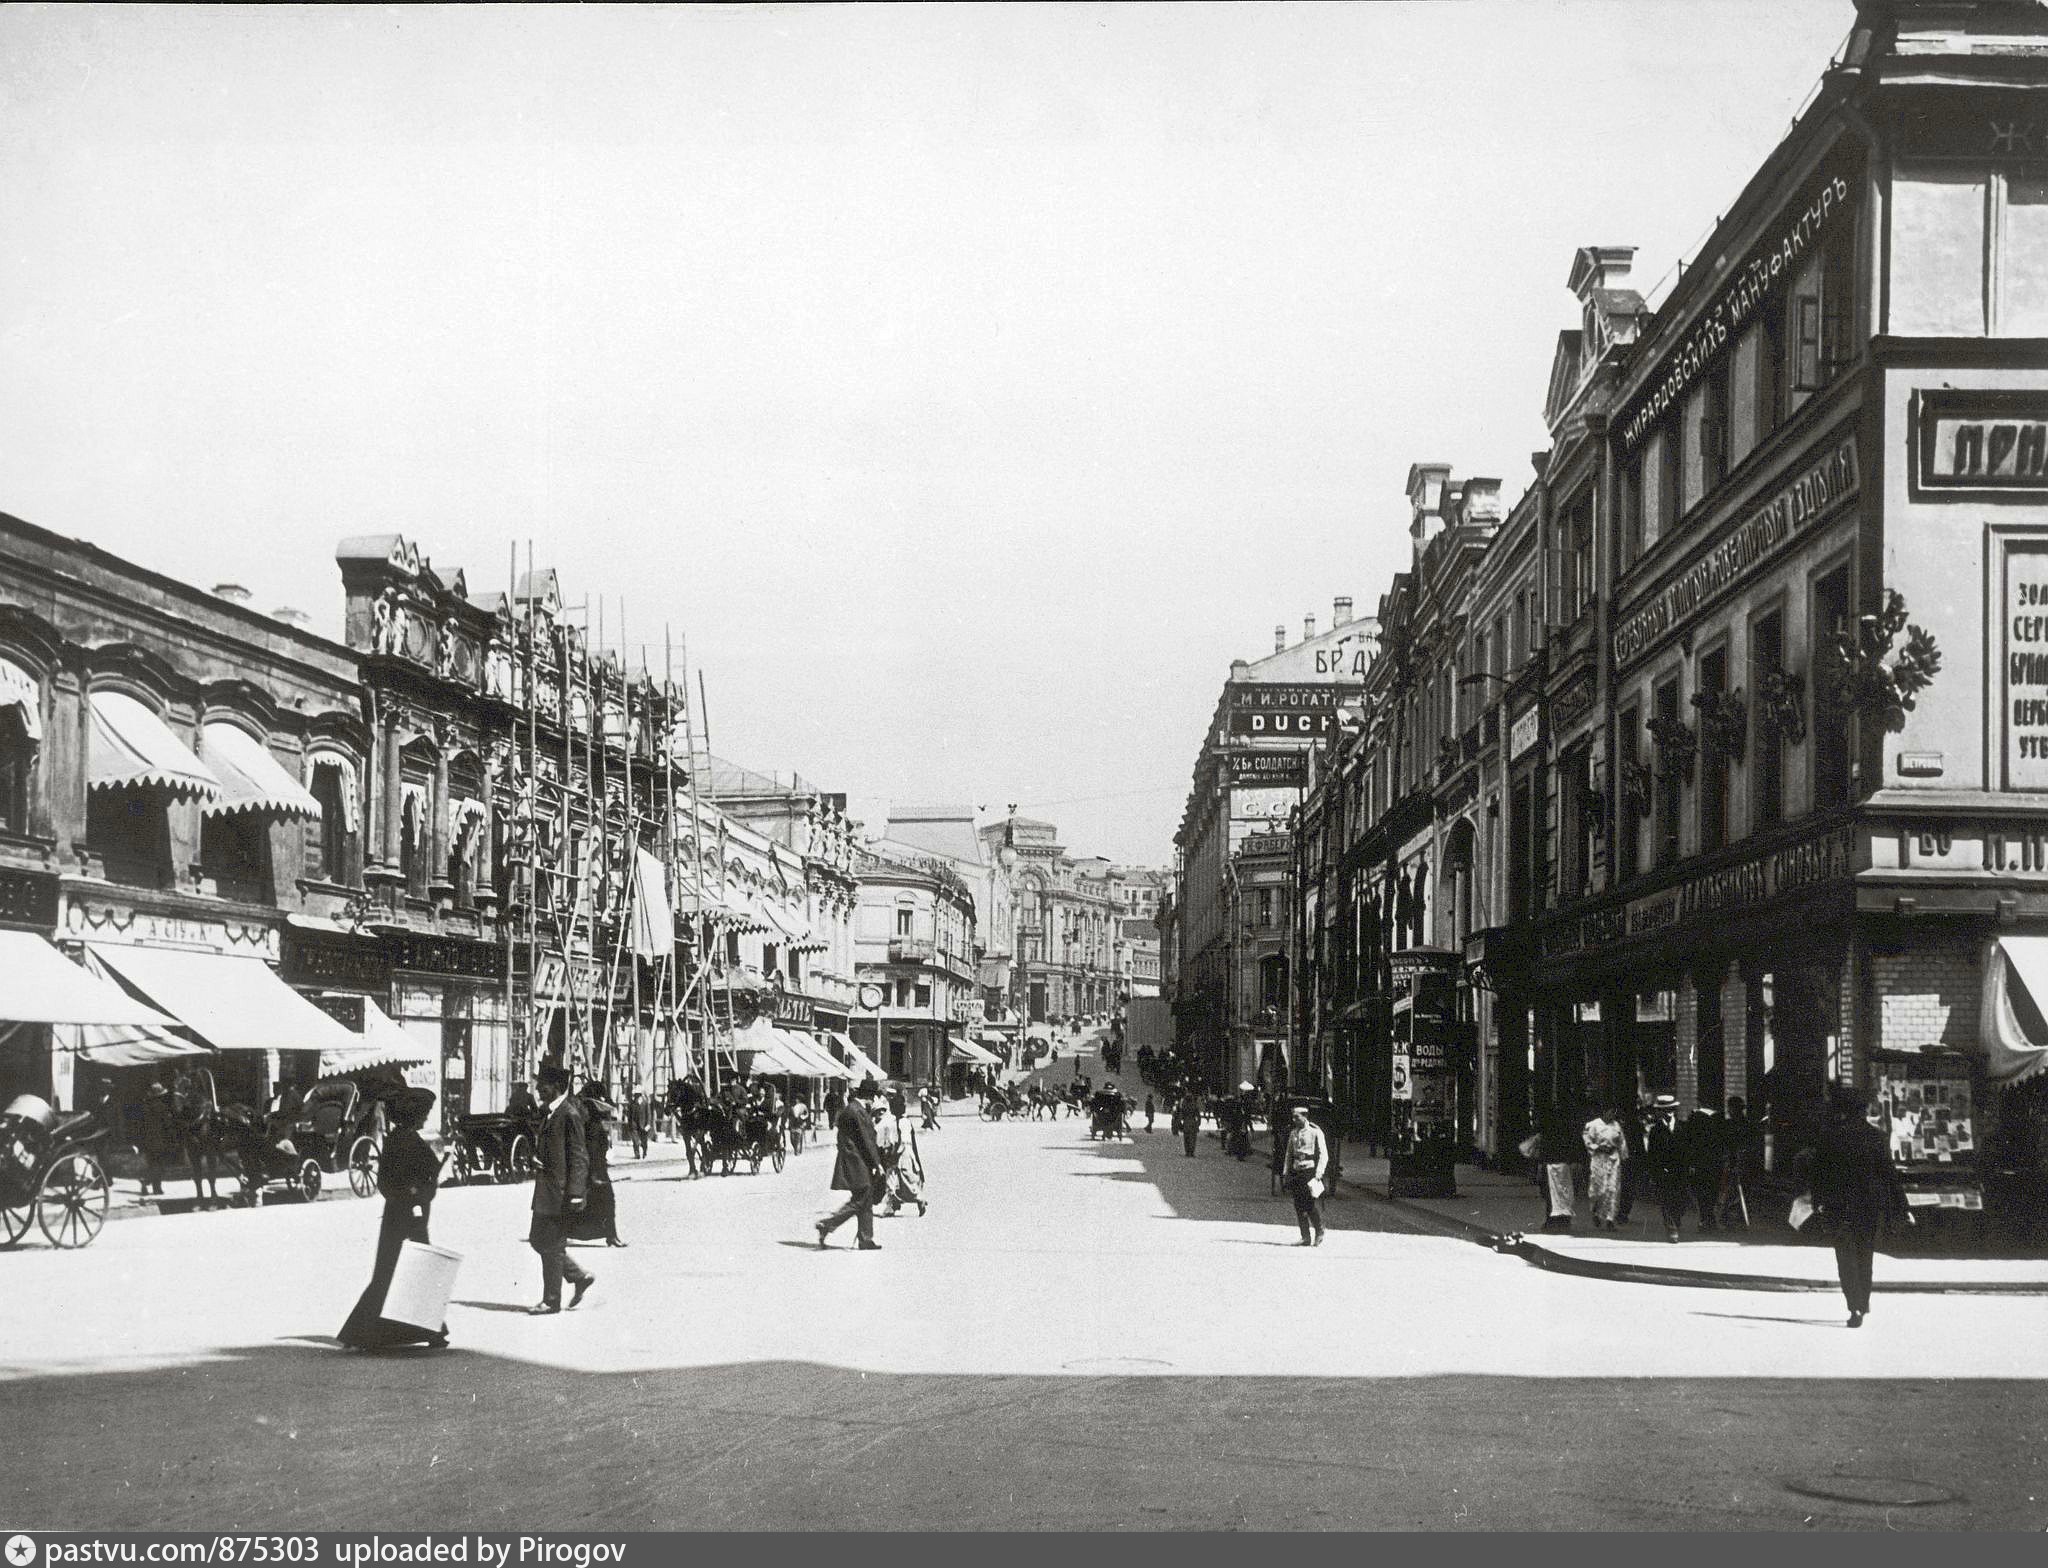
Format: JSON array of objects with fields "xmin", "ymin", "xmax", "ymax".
[{"xmin": 493, "ymin": 544, "xmax": 737, "ymax": 1097}]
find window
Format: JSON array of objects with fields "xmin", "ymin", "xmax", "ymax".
[
  {"xmin": 763, "ymin": 942, "xmax": 779, "ymax": 977},
  {"xmin": 401, "ymin": 793, "xmax": 428, "ymax": 898},
  {"xmin": 0, "ymin": 706, "xmax": 31, "ymax": 835},
  {"xmin": 1559, "ymin": 743, "xmax": 1593, "ymax": 899},
  {"xmin": 1698, "ymin": 645, "xmax": 1730, "ymax": 854},
  {"xmin": 1620, "ymin": 450, "xmax": 1646, "ymax": 569},
  {"xmin": 1813, "ymin": 565, "xmax": 1854, "ymax": 809},
  {"xmin": 87, "ymin": 785, "xmax": 170, "ymax": 889},
  {"xmin": 1566, "ymin": 494, "xmax": 1595, "ymax": 623},
  {"xmin": 1750, "ymin": 607, "xmax": 1786, "ymax": 829},
  {"xmin": 1618, "ymin": 704, "xmax": 1643, "ymax": 882},
  {"xmin": 895, "ymin": 906, "xmax": 914, "ymax": 938},
  {"xmin": 1701, "ymin": 353, "xmax": 1731, "ymax": 493},
  {"xmin": 1508, "ymin": 777, "xmax": 1533, "ymax": 922},
  {"xmin": 1491, "ymin": 616, "xmax": 1507, "ymax": 677},
  {"xmin": 914, "ymin": 982, "xmax": 931, "ymax": 1010},
  {"xmin": 200, "ymin": 809, "xmax": 271, "ymax": 903},
  {"xmin": 1654, "ymin": 419, "xmax": 1681, "ymax": 540},
  {"xmin": 305, "ymin": 759, "xmax": 352, "ymax": 884},
  {"xmin": 1654, "ymin": 676, "xmax": 1684, "ymax": 867}
]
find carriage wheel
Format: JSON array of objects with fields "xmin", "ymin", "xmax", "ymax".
[
  {"xmin": 2, "ymin": 1189, "xmax": 35, "ymax": 1247},
  {"xmin": 770, "ymin": 1143, "xmax": 786, "ymax": 1174},
  {"xmin": 347, "ymin": 1136, "xmax": 379, "ymax": 1199},
  {"xmin": 507, "ymin": 1133, "xmax": 535, "ymax": 1182},
  {"xmin": 36, "ymin": 1151, "xmax": 110, "ymax": 1249},
  {"xmin": 297, "ymin": 1158, "xmax": 323, "ymax": 1204},
  {"xmin": 449, "ymin": 1139, "xmax": 476, "ymax": 1186}
]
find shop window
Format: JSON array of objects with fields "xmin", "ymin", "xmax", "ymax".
[
  {"xmin": 1750, "ymin": 607, "xmax": 1786, "ymax": 829},
  {"xmin": 1654, "ymin": 677, "xmax": 1684, "ymax": 867},
  {"xmin": 87, "ymin": 785, "xmax": 170, "ymax": 889},
  {"xmin": 0, "ymin": 706, "xmax": 32, "ymax": 835},
  {"xmin": 1813, "ymin": 566, "xmax": 1854, "ymax": 810},
  {"xmin": 1698, "ymin": 645, "xmax": 1730, "ymax": 854},
  {"xmin": 200, "ymin": 809, "xmax": 272, "ymax": 904},
  {"xmin": 1617, "ymin": 705, "xmax": 1643, "ymax": 883}
]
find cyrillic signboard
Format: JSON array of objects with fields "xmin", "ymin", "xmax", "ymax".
[
  {"xmin": 1222, "ymin": 683, "xmax": 1347, "ymax": 742},
  {"xmin": 1223, "ymin": 749, "xmax": 1310, "ymax": 788},
  {"xmin": 2004, "ymin": 539, "xmax": 2048, "ymax": 789},
  {"xmin": 1917, "ymin": 390, "xmax": 2048, "ymax": 494}
]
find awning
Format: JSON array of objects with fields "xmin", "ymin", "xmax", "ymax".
[
  {"xmin": 1984, "ymin": 936, "xmax": 2048, "ymax": 1084},
  {"xmin": 0, "ymin": 932, "xmax": 178, "ymax": 1026},
  {"xmin": 89, "ymin": 691, "xmax": 220, "ymax": 801},
  {"xmin": 86, "ymin": 942, "xmax": 368, "ymax": 1056},
  {"xmin": 778, "ymin": 1029, "xmax": 852, "ymax": 1080},
  {"xmin": 199, "ymin": 723, "xmax": 322, "ymax": 820},
  {"xmin": 826, "ymin": 1030, "xmax": 890, "ymax": 1083},
  {"xmin": 320, "ymin": 1000, "xmax": 435, "ymax": 1080},
  {"xmin": 949, "ymin": 1036, "xmax": 1001, "ymax": 1066},
  {"xmin": 730, "ymin": 1017, "xmax": 810, "ymax": 1075}
]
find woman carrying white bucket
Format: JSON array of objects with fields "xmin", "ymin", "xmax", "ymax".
[{"xmin": 337, "ymin": 1087, "xmax": 451, "ymax": 1351}]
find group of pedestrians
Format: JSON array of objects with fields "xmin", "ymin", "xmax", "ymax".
[{"xmin": 1528, "ymin": 1093, "xmax": 1761, "ymax": 1240}]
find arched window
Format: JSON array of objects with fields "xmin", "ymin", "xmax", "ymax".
[
  {"xmin": 400, "ymin": 787, "xmax": 427, "ymax": 899},
  {"xmin": 304, "ymin": 756, "xmax": 356, "ymax": 885},
  {"xmin": 0, "ymin": 657, "xmax": 38, "ymax": 835}
]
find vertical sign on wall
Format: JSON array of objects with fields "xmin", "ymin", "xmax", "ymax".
[{"xmin": 2005, "ymin": 541, "xmax": 2048, "ymax": 790}]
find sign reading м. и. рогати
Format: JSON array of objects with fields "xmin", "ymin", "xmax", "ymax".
[{"xmin": 1222, "ymin": 683, "xmax": 1347, "ymax": 741}]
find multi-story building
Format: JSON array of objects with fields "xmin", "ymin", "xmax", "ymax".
[
  {"xmin": 1293, "ymin": 0, "xmax": 2048, "ymax": 1222},
  {"xmin": 851, "ymin": 837, "xmax": 979, "ymax": 1084},
  {"xmin": 980, "ymin": 814, "xmax": 1120, "ymax": 1024},
  {"xmin": 1171, "ymin": 603, "xmax": 1375, "ymax": 1091}
]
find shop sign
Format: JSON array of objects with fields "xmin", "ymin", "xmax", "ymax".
[
  {"xmin": 2005, "ymin": 541, "xmax": 2048, "ymax": 788},
  {"xmin": 282, "ymin": 926, "xmax": 386, "ymax": 989},
  {"xmin": 1621, "ymin": 823, "xmax": 1855, "ymax": 939},
  {"xmin": 1224, "ymin": 749, "xmax": 1309, "ymax": 788},
  {"xmin": 62, "ymin": 895, "xmax": 277, "ymax": 958},
  {"xmin": 384, "ymin": 928, "xmax": 508, "ymax": 981},
  {"xmin": 1223, "ymin": 684, "xmax": 1346, "ymax": 743},
  {"xmin": 1509, "ymin": 706, "xmax": 1542, "ymax": 760},
  {"xmin": 1619, "ymin": 158, "xmax": 1856, "ymax": 452},
  {"xmin": 773, "ymin": 989, "xmax": 816, "ymax": 1028},
  {"xmin": 1917, "ymin": 391, "xmax": 2048, "ymax": 493},
  {"xmin": 1613, "ymin": 437, "xmax": 1858, "ymax": 668}
]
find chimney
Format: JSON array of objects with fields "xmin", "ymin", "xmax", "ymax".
[
  {"xmin": 213, "ymin": 583, "xmax": 252, "ymax": 605},
  {"xmin": 1334, "ymin": 596, "xmax": 1353, "ymax": 627},
  {"xmin": 1274, "ymin": 626, "xmax": 1286, "ymax": 655},
  {"xmin": 1230, "ymin": 659, "xmax": 1251, "ymax": 679},
  {"xmin": 1304, "ymin": 614, "xmax": 1317, "ymax": 643},
  {"xmin": 1406, "ymin": 463, "xmax": 1452, "ymax": 564},
  {"xmin": 273, "ymin": 606, "xmax": 310, "ymax": 628}
]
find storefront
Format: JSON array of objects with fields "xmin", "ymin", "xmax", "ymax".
[{"xmin": 0, "ymin": 867, "xmax": 62, "ymax": 1106}]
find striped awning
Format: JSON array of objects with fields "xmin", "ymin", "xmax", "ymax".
[
  {"xmin": 89, "ymin": 691, "xmax": 220, "ymax": 800},
  {"xmin": 200, "ymin": 723, "xmax": 322, "ymax": 820},
  {"xmin": 319, "ymin": 1000, "xmax": 434, "ymax": 1080}
]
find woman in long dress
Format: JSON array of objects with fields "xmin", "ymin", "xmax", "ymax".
[
  {"xmin": 1582, "ymin": 1106, "xmax": 1626, "ymax": 1231},
  {"xmin": 337, "ymin": 1088, "xmax": 448, "ymax": 1351}
]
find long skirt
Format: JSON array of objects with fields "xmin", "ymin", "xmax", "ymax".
[
  {"xmin": 1543, "ymin": 1162, "xmax": 1576, "ymax": 1220},
  {"xmin": 567, "ymin": 1181, "xmax": 619, "ymax": 1243},
  {"xmin": 1587, "ymin": 1152, "xmax": 1623, "ymax": 1224},
  {"xmin": 338, "ymin": 1209, "xmax": 439, "ymax": 1349}
]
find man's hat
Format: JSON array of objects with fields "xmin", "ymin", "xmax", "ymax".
[
  {"xmin": 1651, "ymin": 1093, "xmax": 1680, "ymax": 1110},
  {"xmin": 852, "ymin": 1077, "xmax": 881, "ymax": 1098}
]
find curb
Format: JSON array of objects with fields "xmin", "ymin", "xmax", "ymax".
[{"xmin": 1338, "ymin": 1171, "xmax": 2048, "ymax": 1296}]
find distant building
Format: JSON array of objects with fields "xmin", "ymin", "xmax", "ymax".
[
  {"xmin": 982, "ymin": 814, "xmax": 1118, "ymax": 1023},
  {"xmin": 852, "ymin": 836, "xmax": 978, "ymax": 1084}
]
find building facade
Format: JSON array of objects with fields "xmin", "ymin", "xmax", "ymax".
[{"xmin": 852, "ymin": 839, "xmax": 979, "ymax": 1084}]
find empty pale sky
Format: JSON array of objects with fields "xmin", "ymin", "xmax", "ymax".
[{"xmin": 0, "ymin": 1, "xmax": 1851, "ymax": 864}]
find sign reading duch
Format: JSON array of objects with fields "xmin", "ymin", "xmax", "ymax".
[
  {"xmin": 2005, "ymin": 541, "xmax": 2048, "ymax": 789},
  {"xmin": 1222, "ymin": 683, "xmax": 1347, "ymax": 743}
]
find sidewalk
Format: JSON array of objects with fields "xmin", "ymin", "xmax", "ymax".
[{"xmin": 1332, "ymin": 1152, "xmax": 2048, "ymax": 1296}]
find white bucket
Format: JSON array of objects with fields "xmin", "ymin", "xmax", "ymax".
[{"xmin": 384, "ymin": 1240, "xmax": 462, "ymax": 1331}]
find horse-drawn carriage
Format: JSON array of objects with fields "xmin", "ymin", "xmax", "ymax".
[
  {"xmin": 679, "ymin": 1098, "xmax": 786, "ymax": 1175},
  {"xmin": 444, "ymin": 1106, "xmax": 542, "ymax": 1185},
  {"xmin": 1, "ymin": 1094, "xmax": 112, "ymax": 1249},
  {"xmin": 292, "ymin": 1080, "xmax": 384, "ymax": 1198}
]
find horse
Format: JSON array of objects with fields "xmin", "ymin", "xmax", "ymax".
[{"xmin": 167, "ymin": 1075, "xmax": 233, "ymax": 1206}]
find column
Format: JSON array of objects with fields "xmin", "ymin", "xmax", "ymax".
[
  {"xmin": 381, "ymin": 719, "xmax": 402, "ymax": 868},
  {"xmin": 429, "ymin": 747, "xmax": 452, "ymax": 898}
]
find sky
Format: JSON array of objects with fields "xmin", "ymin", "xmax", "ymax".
[{"xmin": 0, "ymin": 1, "xmax": 1854, "ymax": 865}]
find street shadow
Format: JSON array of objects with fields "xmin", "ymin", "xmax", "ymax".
[
  {"xmin": 4, "ymin": 1341, "xmax": 2041, "ymax": 1531},
  {"xmin": 1691, "ymin": 1311, "xmax": 1846, "ymax": 1329},
  {"xmin": 1078, "ymin": 1122, "xmax": 1436, "ymax": 1238},
  {"xmin": 449, "ymin": 1299, "xmax": 537, "ymax": 1314}
]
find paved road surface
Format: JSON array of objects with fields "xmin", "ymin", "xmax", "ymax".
[{"xmin": 3, "ymin": 1088, "xmax": 2043, "ymax": 1530}]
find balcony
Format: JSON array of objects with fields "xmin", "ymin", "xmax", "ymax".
[{"xmin": 889, "ymin": 937, "xmax": 935, "ymax": 964}]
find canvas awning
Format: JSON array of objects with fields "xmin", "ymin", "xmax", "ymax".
[
  {"xmin": 0, "ymin": 932, "xmax": 178, "ymax": 1027},
  {"xmin": 949, "ymin": 1036, "xmax": 1001, "ymax": 1066},
  {"xmin": 319, "ymin": 1000, "xmax": 434, "ymax": 1080},
  {"xmin": 730, "ymin": 1017, "xmax": 809, "ymax": 1075},
  {"xmin": 86, "ymin": 942, "xmax": 368, "ymax": 1056},
  {"xmin": 825, "ymin": 1030, "xmax": 890, "ymax": 1083},
  {"xmin": 778, "ymin": 1029, "xmax": 852, "ymax": 1080},
  {"xmin": 200, "ymin": 723, "xmax": 322, "ymax": 820},
  {"xmin": 88, "ymin": 691, "xmax": 220, "ymax": 801},
  {"xmin": 1984, "ymin": 936, "xmax": 2048, "ymax": 1084}
]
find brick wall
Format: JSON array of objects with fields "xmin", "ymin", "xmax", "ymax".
[
  {"xmin": 1675, "ymin": 978, "xmax": 1700, "ymax": 1112},
  {"xmin": 1870, "ymin": 936, "xmax": 1980, "ymax": 1055}
]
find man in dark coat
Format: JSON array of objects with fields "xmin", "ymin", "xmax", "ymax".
[
  {"xmin": 816, "ymin": 1079, "xmax": 884, "ymax": 1250},
  {"xmin": 1175, "ymin": 1088, "xmax": 1202, "ymax": 1157},
  {"xmin": 1644, "ymin": 1093, "xmax": 1691, "ymax": 1242},
  {"xmin": 1683, "ymin": 1104, "xmax": 1728, "ymax": 1231},
  {"xmin": 1808, "ymin": 1086, "xmax": 1912, "ymax": 1327},
  {"xmin": 528, "ymin": 1063, "xmax": 595, "ymax": 1314}
]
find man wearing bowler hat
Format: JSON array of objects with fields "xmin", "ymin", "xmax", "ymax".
[
  {"xmin": 1644, "ymin": 1092, "xmax": 1692, "ymax": 1243},
  {"xmin": 816, "ymin": 1077, "xmax": 885, "ymax": 1251}
]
